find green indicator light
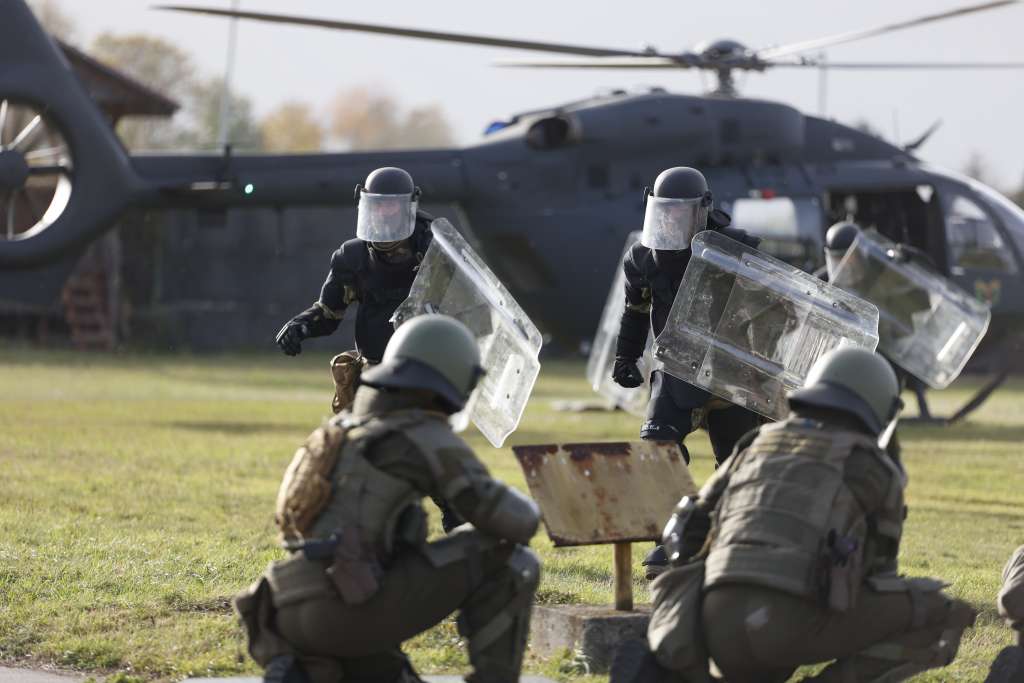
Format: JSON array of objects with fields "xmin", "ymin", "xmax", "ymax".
[{"xmin": 244, "ymin": 183, "xmax": 254, "ymax": 195}]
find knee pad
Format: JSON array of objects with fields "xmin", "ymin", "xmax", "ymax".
[
  {"xmin": 507, "ymin": 546, "xmax": 541, "ymax": 596},
  {"xmin": 640, "ymin": 421, "xmax": 682, "ymax": 442}
]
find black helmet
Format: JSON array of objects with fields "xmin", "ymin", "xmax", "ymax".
[
  {"xmin": 824, "ymin": 221, "xmax": 862, "ymax": 278},
  {"xmin": 825, "ymin": 221, "xmax": 862, "ymax": 252},
  {"xmin": 362, "ymin": 166, "xmax": 416, "ymax": 195},
  {"xmin": 354, "ymin": 167, "xmax": 421, "ymax": 243},
  {"xmin": 640, "ymin": 167, "xmax": 713, "ymax": 250},
  {"xmin": 652, "ymin": 166, "xmax": 710, "ymax": 199}
]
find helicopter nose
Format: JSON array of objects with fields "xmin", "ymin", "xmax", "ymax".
[{"xmin": 0, "ymin": 149, "xmax": 29, "ymax": 193}]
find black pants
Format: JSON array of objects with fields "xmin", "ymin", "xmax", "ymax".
[{"xmin": 640, "ymin": 370, "xmax": 763, "ymax": 465}]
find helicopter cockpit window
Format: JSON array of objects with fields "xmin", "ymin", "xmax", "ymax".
[
  {"xmin": 726, "ymin": 196, "xmax": 824, "ymax": 271},
  {"xmin": 943, "ymin": 194, "xmax": 1017, "ymax": 274},
  {"xmin": 525, "ymin": 116, "xmax": 574, "ymax": 150}
]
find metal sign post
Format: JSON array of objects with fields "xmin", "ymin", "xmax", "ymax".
[{"xmin": 513, "ymin": 441, "xmax": 697, "ymax": 611}]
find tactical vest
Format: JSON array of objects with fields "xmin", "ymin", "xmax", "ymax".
[
  {"xmin": 627, "ymin": 226, "xmax": 758, "ymax": 338},
  {"xmin": 703, "ymin": 418, "xmax": 905, "ymax": 610},
  {"xmin": 340, "ymin": 216, "xmax": 433, "ymax": 362}
]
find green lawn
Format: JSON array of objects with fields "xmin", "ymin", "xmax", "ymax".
[{"xmin": 1, "ymin": 348, "xmax": 1022, "ymax": 681}]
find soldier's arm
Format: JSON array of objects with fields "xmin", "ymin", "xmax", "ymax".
[
  {"xmin": 670, "ymin": 429, "xmax": 759, "ymax": 561},
  {"xmin": 845, "ymin": 446, "xmax": 905, "ymax": 574},
  {"xmin": 616, "ymin": 249, "xmax": 652, "ymax": 361},
  {"xmin": 286, "ymin": 248, "xmax": 355, "ymax": 339},
  {"xmin": 425, "ymin": 439, "xmax": 539, "ymax": 544}
]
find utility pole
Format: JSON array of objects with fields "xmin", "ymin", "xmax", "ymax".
[{"xmin": 217, "ymin": 0, "xmax": 239, "ymax": 148}]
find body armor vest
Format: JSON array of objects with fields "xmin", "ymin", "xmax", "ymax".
[
  {"xmin": 338, "ymin": 216, "xmax": 432, "ymax": 362},
  {"xmin": 704, "ymin": 418, "xmax": 904, "ymax": 610},
  {"xmin": 304, "ymin": 410, "xmax": 447, "ymax": 561}
]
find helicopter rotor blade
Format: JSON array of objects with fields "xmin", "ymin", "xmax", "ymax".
[
  {"xmin": 493, "ymin": 56, "xmax": 688, "ymax": 69},
  {"xmin": 758, "ymin": 0, "xmax": 1022, "ymax": 61},
  {"xmin": 773, "ymin": 60, "xmax": 1024, "ymax": 69},
  {"xmin": 155, "ymin": 5, "xmax": 656, "ymax": 58}
]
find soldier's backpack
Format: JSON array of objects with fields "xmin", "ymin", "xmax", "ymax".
[{"xmin": 275, "ymin": 420, "xmax": 348, "ymax": 543}]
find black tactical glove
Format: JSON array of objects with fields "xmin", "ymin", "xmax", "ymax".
[
  {"xmin": 275, "ymin": 321, "xmax": 308, "ymax": 356},
  {"xmin": 613, "ymin": 357, "xmax": 644, "ymax": 388}
]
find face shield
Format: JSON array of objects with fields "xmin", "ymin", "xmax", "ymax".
[
  {"xmin": 640, "ymin": 193, "xmax": 712, "ymax": 250},
  {"xmin": 356, "ymin": 191, "xmax": 418, "ymax": 243}
]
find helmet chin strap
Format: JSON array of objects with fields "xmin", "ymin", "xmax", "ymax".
[{"xmin": 877, "ymin": 396, "xmax": 905, "ymax": 450}]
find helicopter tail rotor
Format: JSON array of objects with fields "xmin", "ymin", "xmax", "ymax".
[{"xmin": 0, "ymin": 1, "xmax": 146, "ymax": 269}]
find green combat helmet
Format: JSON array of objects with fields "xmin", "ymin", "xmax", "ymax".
[
  {"xmin": 788, "ymin": 347, "xmax": 901, "ymax": 436},
  {"xmin": 360, "ymin": 314, "xmax": 484, "ymax": 412}
]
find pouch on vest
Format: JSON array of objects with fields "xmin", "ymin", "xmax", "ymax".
[
  {"xmin": 275, "ymin": 421, "xmax": 348, "ymax": 544},
  {"xmin": 330, "ymin": 350, "xmax": 366, "ymax": 414},
  {"xmin": 232, "ymin": 574, "xmax": 294, "ymax": 667},
  {"xmin": 817, "ymin": 529, "xmax": 864, "ymax": 612},
  {"xmin": 326, "ymin": 526, "xmax": 382, "ymax": 605},
  {"xmin": 647, "ymin": 559, "xmax": 712, "ymax": 682}
]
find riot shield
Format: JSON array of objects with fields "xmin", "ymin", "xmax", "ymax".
[
  {"xmin": 585, "ymin": 231, "xmax": 655, "ymax": 416},
  {"xmin": 392, "ymin": 218, "xmax": 543, "ymax": 447},
  {"xmin": 654, "ymin": 230, "xmax": 879, "ymax": 421},
  {"xmin": 830, "ymin": 231, "xmax": 991, "ymax": 389}
]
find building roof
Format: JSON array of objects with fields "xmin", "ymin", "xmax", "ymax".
[{"xmin": 58, "ymin": 40, "xmax": 179, "ymax": 121}]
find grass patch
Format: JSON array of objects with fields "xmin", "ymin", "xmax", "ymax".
[{"xmin": 1, "ymin": 348, "xmax": 1023, "ymax": 680}]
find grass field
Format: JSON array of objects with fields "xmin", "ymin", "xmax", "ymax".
[{"xmin": 1, "ymin": 348, "xmax": 1023, "ymax": 682}]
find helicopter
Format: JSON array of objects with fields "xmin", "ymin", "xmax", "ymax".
[{"xmin": 2, "ymin": 0, "xmax": 1024, "ymax": 419}]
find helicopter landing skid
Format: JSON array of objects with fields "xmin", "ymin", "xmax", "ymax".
[{"xmin": 904, "ymin": 334, "xmax": 1019, "ymax": 426}]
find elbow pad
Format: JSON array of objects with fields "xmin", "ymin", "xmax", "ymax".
[{"xmin": 476, "ymin": 485, "xmax": 540, "ymax": 544}]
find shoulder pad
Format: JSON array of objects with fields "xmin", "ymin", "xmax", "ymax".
[
  {"xmin": 400, "ymin": 413, "xmax": 475, "ymax": 478},
  {"xmin": 415, "ymin": 209, "xmax": 435, "ymax": 224},
  {"xmin": 625, "ymin": 242, "xmax": 654, "ymax": 271},
  {"xmin": 719, "ymin": 226, "xmax": 761, "ymax": 249},
  {"xmin": 334, "ymin": 238, "xmax": 369, "ymax": 273},
  {"xmin": 708, "ymin": 208, "xmax": 732, "ymax": 230}
]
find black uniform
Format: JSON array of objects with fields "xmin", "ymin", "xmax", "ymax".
[
  {"xmin": 287, "ymin": 212, "xmax": 434, "ymax": 363},
  {"xmin": 616, "ymin": 222, "xmax": 764, "ymax": 465}
]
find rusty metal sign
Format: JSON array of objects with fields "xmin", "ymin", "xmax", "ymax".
[{"xmin": 512, "ymin": 441, "xmax": 698, "ymax": 547}]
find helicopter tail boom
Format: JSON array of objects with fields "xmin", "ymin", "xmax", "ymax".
[{"xmin": 132, "ymin": 148, "xmax": 469, "ymax": 210}]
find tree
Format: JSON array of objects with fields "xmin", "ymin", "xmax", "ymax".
[
  {"xmin": 961, "ymin": 151, "xmax": 992, "ymax": 186},
  {"xmin": 395, "ymin": 104, "xmax": 455, "ymax": 149},
  {"xmin": 328, "ymin": 85, "xmax": 454, "ymax": 151},
  {"xmin": 29, "ymin": 0, "xmax": 76, "ymax": 43},
  {"xmin": 89, "ymin": 33, "xmax": 196, "ymax": 150},
  {"xmin": 260, "ymin": 101, "xmax": 324, "ymax": 152},
  {"xmin": 180, "ymin": 76, "xmax": 263, "ymax": 151}
]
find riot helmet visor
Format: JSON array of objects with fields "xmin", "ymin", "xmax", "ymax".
[
  {"xmin": 356, "ymin": 191, "xmax": 418, "ymax": 243},
  {"xmin": 640, "ymin": 193, "xmax": 711, "ymax": 250}
]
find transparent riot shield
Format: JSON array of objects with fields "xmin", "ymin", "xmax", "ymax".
[
  {"xmin": 585, "ymin": 231, "xmax": 655, "ymax": 416},
  {"xmin": 830, "ymin": 231, "xmax": 991, "ymax": 389},
  {"xmin": 392, "ymin": 218, "xmax": 543, "ymax": 447},
  {"xmin": 654, "ymin": 230, "xmax": 880, "ymax": 421}
]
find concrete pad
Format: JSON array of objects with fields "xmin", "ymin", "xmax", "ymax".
[
  {"xmin": 0, "ymin": 668, "xmax": 85, "ymax": 683},
  {"xmin": 530, "ymin": 604, "xmax": 651, "ymax": 673},
  {"xmin": 0, "ymin": 666, "xmax": 556, "ymax": 683},
  {"xmin": 184, "ymin": 677, "xmax": 556, "ymax": 682}
]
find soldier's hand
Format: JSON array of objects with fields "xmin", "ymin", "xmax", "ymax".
[
  {"xmin": 275, "ymin": 322, "xmax": 307, "ymax": 356},
  {"xmin": 612, "ymin": 357, "xmax": 644, "ymax": 388}
]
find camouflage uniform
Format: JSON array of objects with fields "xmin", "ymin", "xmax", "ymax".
[
  {"xmin": 660, "ymin": 407, "xmax": 975, "ymax": 683},
  {"xmin": 235, "ymin": 386, "xmax": 540, "ymax": 683}
]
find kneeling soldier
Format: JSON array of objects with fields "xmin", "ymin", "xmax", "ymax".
[
  {"xmin": 235, "ymin": 315, "xmax": 542, "ymax": 683},
  {"xmin": 614, "ymin": 347, "xmax": 976, "ymax": 683}
]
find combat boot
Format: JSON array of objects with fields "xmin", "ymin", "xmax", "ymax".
[{"xmin": 610, "ymin": 639, "xmax": 694, "ymax": 683}]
